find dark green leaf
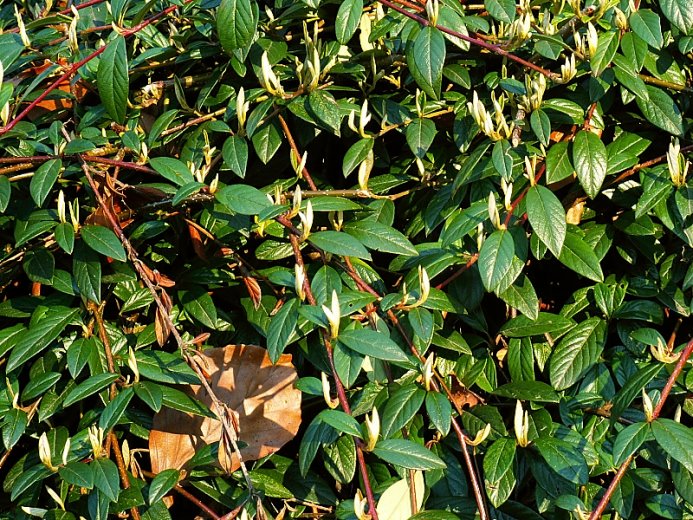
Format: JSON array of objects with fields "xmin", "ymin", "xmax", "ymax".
[
  {"xmin": 335, "ymin": 0, "xmax": 363, "ymax": 43},
  {"xmin": 534, "ymin": 437, "xmax": 588, "ymax": 484},
  {"xmin": 338, "ymin": 328, "xmax": 409, "ymax": 363},
  {"xmin": 526, "ymin": 185, "xmax": 566, "ymax": 257},
  {"xmin": 478, "ymin": 229, "xmax": 515, "ymax": 293},
  {"xmin": 92, "ymin": 458, "xmax": 120, "ymax": 502},
  {"xmin": 483, "ymin": 438, "xmax": 516, "ymax": 507},
  {"xmin": 216, "ymin": 184, "xmax": 271, "ymax": 215},
  {"xmin": 573, "ymin": 130, "xmax": 607, "ymax": 199},
  {"xmin": 613, "ymin": 422, "xmax": 651, "ymax": 466},
  {"xmin": 651, "ymin": 419, "xmax": 693, "ymax": 474},
  {"xmin": 558, "ymin": 231, "xmax": 604, "ymax": 282},
  {"xmin": 636, "ymin": 86, "xmax": 684, "ymax": 136},
  {"xmin": 217, "ymin": 0, "xmax": 258, "ymax": 53},
  {"xmin": 149, "ymin": 157, "xmax": 194, "ymax": 186},
  {"xmin": 63, "ymin": 373, "xmax": 120, "ymax": 407},
  {"xmin": 179, "ymin": 286, "xmax": 218, "ymax": 328},
  {"xmin": 309, "ymin": 231, "xmax": 372, "ymax": 260},
  {"xmin": 148, "ymin": 469, "xmax": 179, "ymax": 505},
  {"xmin": 81, "ymin": 225, "xmax": 127, "ymax": 262},
  {"xmin": 493, "ymin": 381, "xmax": 559, "ymax": 403},
  {"xmin": 344, "ymin": 221, "xmax": 417, "ymax": 256},
  {"xmin": 222, "ymin": 135, "xmax": 248, "ymax": 178},
  {"xmin": 30, "ymin": 159, "xmax": 61, "ymax": 207},
  {"xmin": 97, "ymin": 35, "xmax": 128, "ymax": 123},
  {"xmin": 267, "ymin": 298, "xmax": 299, "ymax": 362},
  {"xmin": 381, "ymin": 384, "xmax": 425, "ymax": 438},
  {"xmin": 485, "ymin": 0, "xmax": 515, "ymax": 23},
  {"xmin": 317, "ymin": 409, "xmax": 362, "ymax": 438},
  {"xmin": 409, "ymin": 26, "xmax": 445, "ymax": 99},
  {"xmin": 373, "ymin": 439, "xmax": 446, "ymax": 470},
  {"xmin": 549, "ymin": 317, "xmax": 606, "ymax": 390}
]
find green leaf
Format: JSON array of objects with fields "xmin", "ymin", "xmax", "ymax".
[
  {"xmin": 338, "ymin": 328, "xmax": 410, "ymax": 363},
  {"xmin": 611, "ymin": 363, "xmax": 662, "ymax": 423},
  {"xmin": 344, "ymin": 221, "xmax": 417, "ymax": 256},
  {"xmin": 409, "ymin": 26, "xmax": 445, "ymax": 99},
  {"xmin": 97, "ymin": 35, "xmax": 128, "ymax": 124},
  {"xmin": 178, "ymin": 286, "xmax": 217, "ymax": 328},
  {"xmin": 307, "ymin": 90, "xmax": 342, "ymax": 136},
  {"xmin": 59, "ymin": 462, "xmax": 94, "ymax": 489},
  {"xmin": 406, "ymin": 118, "xmax": 437, "ymax": 159},
  {"xmin": 425, "ymin": 391, "xmax": 451, "ymax": 436},
  {"xmin": 546, "ymin": 141, "xmax": 574, "ymax": 184},
  {"xmin": 148, "ymin": 469, "xmax": 179, "ymax": 505},
  {"xmin": 478, "ymin": 229, "xmax": 515, "ymax": 293},
  {"xmin": 373, "ymin": 439, "xmax": 446, "ymax": 470},
  {"xmin": 92, "ymin": 458, "xmax": 120, "ymax": 502},
  {"xmin": 323, "ymin": 435, "xmax": 357, "ymax": 484},
  {"xmin": 7, "ymin": 307, "xmax": 79, "ymax": 372},
  {"xmin": 534, "ymin": 437, "xmax": 588, "ymax": 484},
  {"xmin": 222, "ymin": 136, "xmax": 248, "ymax": 179},
  {"xmin": 336, "ymin": 0, "xmax": 363, "ymax": 43},
  {"xmin": 217, "ymin": 0, "xmax": 258, "ymax": 53},
  {"xmin": 500, "ymin": 312, "xmax": 574, "ymax": 337},
  {"xmin": 2, "ymin": 409, "xmax": 27, "ymax": 450},
  {"xmin": 493, "ymin": 381, "xmax": 559, "ymax": 403},
  {"xmin": 23, "ymin": 249, "xmax": 55, "ymax": 284},
  {"xmin": 591, "ymin": 30, "xmax": 619, "ymax": 77},
  {"xmin": 530, "ymin": 109, "xmax": 551, "ymax": 146},
  {"xmin": 558, "ymin": 231, "xmax": 604, "ymax": 282},
  {"xmin": 342, "ymin": 138, "xmax": 374, "ymax": 178},
  {"xmin": 485, "ymin": 0, "xmax": 515, "ymax": 23},
  {"xmin": 81, "ymin": 225, "xmax": 127, "ymax": 262},
  {"xmin": 317, "ymin": 409, "xmax": 362, "ymax": 438},
  {"xmin": 135, "ymin": 351, "xmax": 199, "ymax": 385},
  {"xmin": 134, "ymin": 381, "xmax": 163, "ymax": 412},
  {"xmin": 216, "ymin": 184, "xmax": 271, "ymax": 215},
  {"xmin": 629, "ymin": 10, "xmax": 663, "ymax": 50},
  {"xmin": 613, "ymin": 422, "xmax": 651, "ymax": 466},
  {"xmin": 149, "ymin": 157, "xmax": 195, "ymax": 186},
  {"xmin": 251, "ymin": 119, "xmax": 283, "ymax": 164},
  {"xmin": 549, "ymin": 317, "xmax": 606, "ymax": 390},
  {"xmin": 492, "ymin": 139, "xmax": 513, "ymax": 181},
  {"xmin": 54, "ymin": 222, "xmax": 75, "ymax": 254},
  {"xmin": 651, "ymin": 419, "xmax": 693, "ymax": 474},
  {"xmin": 309, "ymin": 231, "xmax": 372, "ymax": 260},
  {"xmin": 636, "ymin": 86, "xmax": 684, "ymax": 136},
  {"xmin": 63, "ymin": 373, "xmax": 120, "ymax": 407},
  {"xmin": 381, "ymin": 384, "xmax": 426, "ymax": 438},
  {"xmin": 0, "ymin": 175, "xmax": 10, "ymax": 212},
  {"xmin": 172, "ymin": 181, "xmax": 204, "ymax": 206},
  {"xmin": 99, "ymin": 387, "xmax": 134, "ymax": 432},
  {"xmin": 660, "ymin": 0, "xmax": 693, "ymax": 34},
  {"xmin": 498, "ymin": 275, "xmax": 539, "ymax": 320},
  {"xmin": 526, "ymin": 185, "xmax": 566, "ymax": 257},
  {"xmin": 30, "ymin": 159, "xmax": 61, "ymax": 207},
  {"xmin": 483, "ymin": 438, "xmax": 516, "ymax": 507},
  {"xmin": 267, "ymin": 298, "xmax": 299, "ymax": 363},
  {"xmin": 573, "ymin": 130, "xmax": 607, "ymax": 199}
]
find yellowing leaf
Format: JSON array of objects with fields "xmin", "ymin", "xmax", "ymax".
[{"xmin": 376, "ymin": 471, "xmax": 425, "ymax": 520}]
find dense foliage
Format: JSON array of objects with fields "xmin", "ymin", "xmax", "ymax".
[{"xmin": 1, "ymin": 0, "xmax": 693, "ymax": 518}]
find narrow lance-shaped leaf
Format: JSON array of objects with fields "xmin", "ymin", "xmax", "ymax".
[
  {"xmin": 97, "ymin": 35, "xmax": 128, "ymax": 124},
  {"xmin": 409, "ymin": 26, "xmax": 445, "ymax": 100}
]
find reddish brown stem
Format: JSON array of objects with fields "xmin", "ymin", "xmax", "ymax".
[
  {"xmin": 277, "ymin": 114, "xmax": 318, "ymax": 191},
  {"xmin": 286, "ymin": 233, "xmax": 379, "ymax": 519},
  {"xmin": 435, "ymin": 253, "xmax": 479, "ymax": 290},
  {"xmin": 83, "ymin": 156, "xmax": 158, "ymax": 174},
  {"xmin": 377, "ymin": 0, "xmax": 558, "ymax": 79},
  {"xmin": 504, "ymin": 163, "xmax": 546, "ymax": 227},
  {"xmin": 173, "ymin": 484, "xmax": 222, "ymax": 520},
  {"xmin": 110, "ymin": 432, "xmax": 142, "ymax": 520},
  {"xmin": 588, "ymin": 338, "xmax": 693, "ymax": 519}
]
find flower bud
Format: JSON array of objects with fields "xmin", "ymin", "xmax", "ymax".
[
  {"xmin": 321, "ymin": 290, "xmax": 341, "ymax": 339},
  {"xmin": 364, "ymin": 407, "xmax": 380, "ymax": 452},
  {"xmin": 467, "ymin": 423, "xmax": 491, "ymax": 446},
  {"xmin": 294, "ymin": 264, "xmax": 306, "ymax": 302},
  {"xmin": 39, "ymin": 432, "xmax": 59, "ymax": 472},
  {"xmin": 514, "ymin": 400, "xmax": 530, "ymax": 447},
  {"xmin": 321, "ymin": 372, "xmax": 339, "ymax": 409}
]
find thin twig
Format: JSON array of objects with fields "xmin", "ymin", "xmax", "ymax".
[{"xmin": 277, "ymin": 114, "xmax": 318, "ymax": 191}]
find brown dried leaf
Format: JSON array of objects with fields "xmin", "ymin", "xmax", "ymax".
[{"xmin": 149, "ymin": 345, "xmax": 302, "ymax": 474}]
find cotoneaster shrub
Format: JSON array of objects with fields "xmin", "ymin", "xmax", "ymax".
[{"xmin": 0, "ymin": 0, "xmax": 693, "ymax": 518}]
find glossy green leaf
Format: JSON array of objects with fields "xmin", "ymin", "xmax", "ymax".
[
  {"xmin": 97, "ymin": 35, "xmax": 128, "ymax": 124},
  {"xmin": 373, "ymin": 439, "xmax": 446, "ymax": 470},
  {"xmin": 335, "ymin": 0, "xmax": 363, "ymax": 44},
  {"xmin": 549, "ymin": 317, "xmax": 606, "ymax": 390},
  {"xmin": 629, "ymin": 10, "xmax": 663, "ymax": 49},
  {"xmin": 342, "ymin": 138, "xmax": 374, "ymax": 178},
  {"xmin": 317, "ymin": 409, "xmax": 362, "ymax": 438},
  {"xmin": 425, "ymin": 391, "xmax": 451, "ymax": 435},
  {"xmin": 636, "ymin": 86, "xmax": 684, "ymax": 136},
  {"xmin": 534, "ymin": 437, "xmax": 588, "ymax": 484},
  {"xmin": 651, "ymin": 419, "xmax": 693, "ymax": 474},
  {"xmin": 406, "ymin": 118, "xmax": 437, "ymax": 159},
  {"xmin": 478, "ymin": 229, "xmax": 515, "ymax": 293},
  {"xmin": 149, "ymin": 157, "xmax": 195, "ymax": 186},
  {"xmin": 409, "ymin": 26, "xmax": 445, "ymax": 99},
  {"xmin": 483, "ymin": 438, "xmax": 516, "ymax": 507},
  {"xmin": 63, "ymin": 373, "xmax": 120, "ymax": 408},
  {"xmin": 573, "ymin": 130, "xmax": 607, "ymax": 199},
  {"xmin": 222, "ymin": 135, "xmax": 248, "ymax": 178},
  {"xmin": 613, "ymin": 422, "xmax": 651, "ymax": 466},
  {"xmin": 485, "ymin": 0, "xmax": 515, "ymax": 23},
  {"xmin": 344, "ymin": 221, "xmax": 417, "ymax": 256},
  {"xmin": 30, "ymin": 159, "xmax": 61, "ymax": 207},
  {"xmin": 338, "ymin": 328, "xmax": 409, "ymax": 363},
  {"xmin": 309, "ymin": 231, "xmax": 372, "ymax": 260},
  {"xmin": 381, "ymin": 384, "xmax": 425, "ymax": 438},
  {"xmin": 0, "ymin": 175, "xmax": 10, "ymax": 212},
  {"xmin": 2, "ymin": 409, "xmax": 27, "ymax": 450},
  {"xmin": 558, "ymin": 231, "xmax": 604, "ymax": 282},
  {"xmin": 267, "ymin": 298, "xmax": 299, "ymax": 362},
  {"xmin": 148, "ymin": 469, "xmax": 179, "ymax": 505},
  {"xmin": 500, "ymin": 312, "xmax": 574, "ymax": 337},
  {"xmin": 81, "ymin": 225, "xmax": 127, "ymax": 262},
  {"xmin": 216, "ymin": 184, "xmax": 271, "ymax": 215},
  {"xmin": 493, "ymin": 381, "xmax": 559, "ymax": 403},
  {"xmin": 526, "ymin": 185, "xmax": 566, "ymax": 257},
  {"xmin": 660, "ymin": 0, "xmax": 693, "ymax": 34},
  {"xmin": 178, "ymin": 286, "xmax": 217, "ymax": 328},
  {"xmin": 217, "ymin": 0, "xmax": 258, "ymax": 53},
  {"xmin": 92, "ymin": 458, "xmax": 120, "ymax": 502}
]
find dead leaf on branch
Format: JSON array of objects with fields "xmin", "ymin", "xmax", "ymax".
[{"xmin": 149, "ymin": 344, "xmax": 302, "ymax": 474}]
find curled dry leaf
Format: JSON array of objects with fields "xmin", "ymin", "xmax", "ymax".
[{"xmin": 149, "ymin": 344, "xmax": 301, "ymax": 474}]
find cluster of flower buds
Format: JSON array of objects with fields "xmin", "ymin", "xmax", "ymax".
[
  {"xmin": 296, "ymin": 22, "xmax": 322, "ymax": 92},
  {"xmin": 322, "ymin": 290, "xmax": 341, "ymax": 339},
  {"xmin": 667, "ymin": 138, "xmax": 690, "ymax": 188},
  {"xmin": 467, "ymin": 91, "xmax": 514, "ymax": 142},
  {"xmin": 558, "ymin": 53, "xmax": 577, "ymax": 83},
  {"xmin": 425, "ymin": 0, "xmax": 439, "ymax": 26},
  {"xmin": 348, "ymin": 100, "xmax": 372, "ymax": 139},
  {"xmin": 38, "ymin": 432, "xmax": 68, "ymax": 472},
  {"xmin": 519, "ymin": 74, "xmax": 547, "ymax": 112}
]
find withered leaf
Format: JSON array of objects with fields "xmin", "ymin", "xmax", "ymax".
[{"xmin": 149, "ymin": 344, "xmax": 301, "ymax": 474}]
